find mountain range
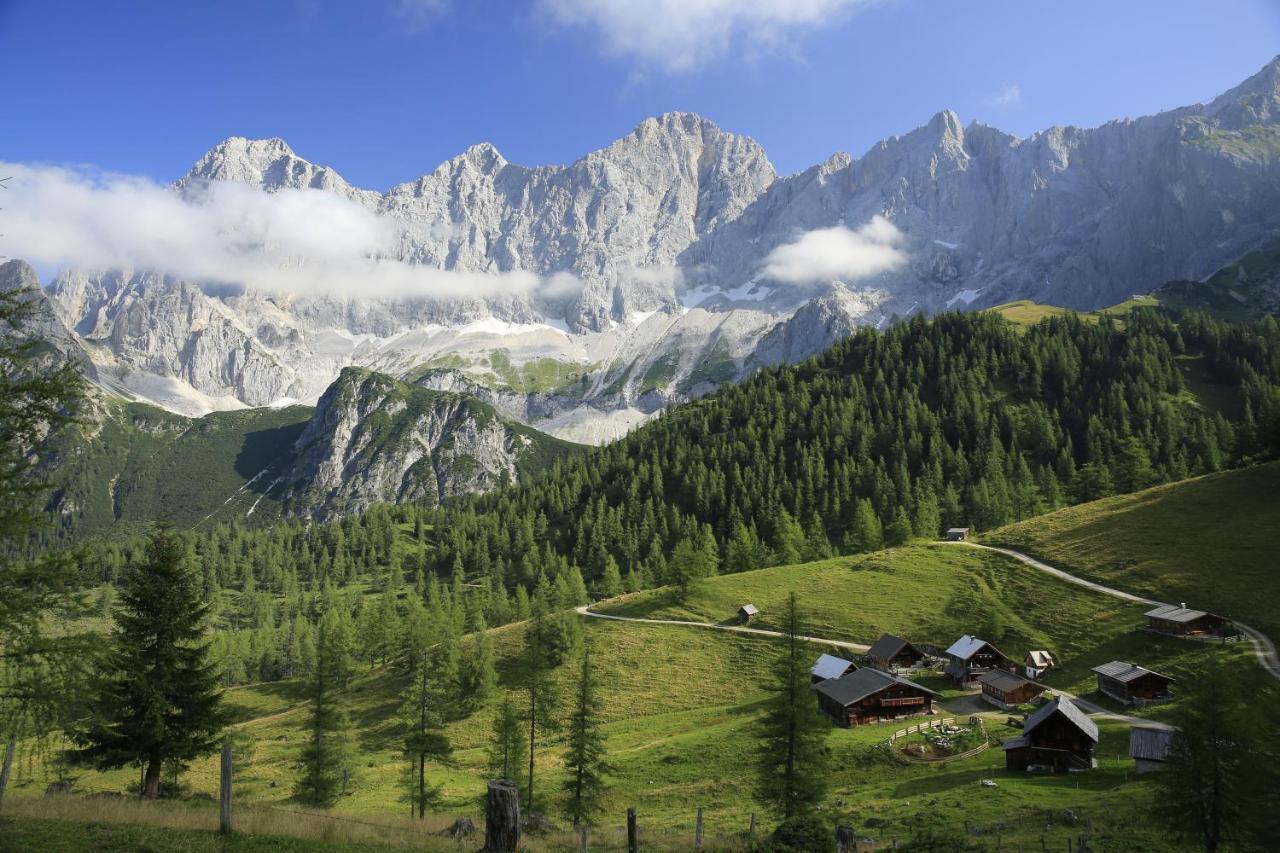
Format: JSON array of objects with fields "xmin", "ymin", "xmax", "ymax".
[{"xmin": 14, "ymin": 57, "xmax": 1280, "ymax": 528}]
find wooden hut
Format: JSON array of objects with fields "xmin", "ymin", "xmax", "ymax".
[
  {"xmin": 943, "ymin": 527, "xmax": 970, "ymax": 542},
  {"xmin": 866, "ymin": 633, "xmax": 926, "ymax": 671},
  {"xmin": 978, "ymin": 670, "xmax": 1047, "ymax": 710},
  {"xmin": 1129, "ymin": 726, "xmax": 1176, "ymax": 775},
  {"xmin": 1024, "ymin": 650, "xmax": 1055, "ymax": 679},
  {"xmin": 1144, "ymin": 604, "xmax": 1233, "ymax": 637},
  {"xmin": 943, "ymin": 635, "xmax": 1013, "ymax": 685},
  {"xmin": 1091, "ymin": 661, "xmax": 1174, "ymax": 706},
  {"xmin": 810, "ymin": 653, "xmax": 856, "ymax": 684},
  {"xmin": 812, "ymin": 668, "xmax": 938, "ymax": 727},
  {"xmin": 1002, "ymin": 696, "xmax": 1098, "ymax": 773},
  {"xmin": 737, "ymin": 604, "xmax": 758, "ymax": 624}
]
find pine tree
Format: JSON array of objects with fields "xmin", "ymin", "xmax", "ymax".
[
  {"xmin": 71, "ymin": 526, "xmax": 229, "ymax": 798},
  {"xmin": 562, "ymin": 645, "xmax": 610, "ymax": 826},
  {"xmin": 756, "ymin": 593, "xmax": 829, "ymax": 819},
  {"xmin": 295, "ymin": 606, "xmax": 357, "ymax": 806},
  {"xmin": 522, "ymin": 590, "xmax": 561, "ymax": 813},
  {"xmin": 458, "ymin": 619, "xmax": 498, "ymax": 713},
  {"xmin": 400, "ymin": 652, "xmax": 452, "ymax": 819},
  {"xmin": 488, "ymin": 698, "xmax": 527, "ymax": 798}
]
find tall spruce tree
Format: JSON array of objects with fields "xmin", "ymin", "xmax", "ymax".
[
  {"xmin": 400, "ymin": 651, "xmax": 452, "ymax": 819},
  {"xmin": 71, "ymin": 525, "xmax": 229, "ymax": 799},
  {"xmin": 562, "ymin": 645, "xmax": 610, "ymax": 826},
  {"xmin": 295, "ymin": 605, "xmax": 356, "ymax": 806},
  {"xmin": 522, "ymin": 589, "xmax": 561, "ymax": 813},
  {"xmin": 488, "ymin": 698, "xmax": 527, "ymax": 797},
  {"xmin": 756, "ymin": 592, "xmax": 829, "ymax": 820}
]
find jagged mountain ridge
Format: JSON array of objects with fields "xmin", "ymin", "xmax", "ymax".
[{"xmin": 35, "ymin": 57, "xmax": 1280, "ymax": 444}]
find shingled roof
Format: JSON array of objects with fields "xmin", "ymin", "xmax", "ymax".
[
  {"xmin": 867, "ymin": 633, "xmax": 915, "ymax": 661},
  {"xmin": 812, "ymin": 668, "xmax": 938, "ymax": 707},
  {"xmin": 1022, "ymin": 696, "xmax": 1098, "ymax": 743},
  {"xmin": 1144, "ymin": 604, "xmax": 1212, "ymax": 623},
  {"xmin": 1129, "ymin": 726, "xmax": 1175, "ymax": 762},
  {"xmin": 1091, "ymin": 661, "xmax": 1174, "ymax": 684}
]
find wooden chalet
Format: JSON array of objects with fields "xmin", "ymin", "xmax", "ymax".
[
  {"xmin": 943, "ymin": 527, "xmax": 970, "ymax": 542},
  {"xmin": 810, "ymin": 653, "xmax": 856, "ymax": 684},
  {"xmin": 737, "ymin": 604, "xmax": 758, "ymax": 624},
  {"xmin": 943, "ymin": 634, "xmax": 1013, "ymax": 685},
  {"xmin": 1092, "ymin": 661, "xmax": 1174, "ymax": 706},
  {"xmin": 978, "ymin": 670, "xmax": 1047, "ymax": 710},
  {"xmin": 1144, "ymin": 604, "xmax": 1233, "ymax": 637},
  {"xmin": 1024, "ymin": 650, "xmax": 1055, "ymax": 679},
  {"xmin": 1129, "ymin": 726, "xmax": 1176, "ymax": 775},
  {"xmin": 1002, "ymin": 696, "xmax": 1098, "ymax": 773},
  {"xmin": 866, "ymin": 633, "xmax": 926, "ymax": 671},
  {"xmin": 813, "ymin": 668, "xmax": 938, "ymax": 727}
]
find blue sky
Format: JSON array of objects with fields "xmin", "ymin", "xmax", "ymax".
[{"xmin": 2, "ymin": 0, "xmax": 1278, "ymax": 189}]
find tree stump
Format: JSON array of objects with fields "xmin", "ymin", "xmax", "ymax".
[{"xmin": 482, "ymin": 780, "xmax": 520, "ymax": 853}]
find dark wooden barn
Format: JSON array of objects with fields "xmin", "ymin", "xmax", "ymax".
[
  {"xmin": 1002, "ymin": 696, "xmax": 1098, "ymax": 773},
  {"xmin": 813, "ymin": 668, "xmax": 938, "ymax": 727},
  {"xmin": 1144, "ymin": 604, "xmax": 1233, "ymax": 637},
  {"xmin": 866, "ymin": 633, "xmax": 926, "ymax": 671},
  {"xmin": 1091, "ymin": 661, "xmax": 1174, "ymax": 706},
  {"xmin": 978, "ymin": 670, "xmax": 1047, "ymax": 710},
  {"xmin": 943, "ymin": 634, "xmax": 1013, "ymax": 685}
]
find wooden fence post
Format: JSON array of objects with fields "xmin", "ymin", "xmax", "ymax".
[
  {"xmin": 218, "ymin": 740, "xmax": 232, "ymax": 835},
  {"xmin": 694, "ymin": 807, "xmax": 703, "ymax": 850},
  {"xmin": 482, "ymin": 780, "xmax": 521, "ymax": 853},
  {"xmin": 627, "ymin": 807, "xmax": 638, "ymax": 853}
]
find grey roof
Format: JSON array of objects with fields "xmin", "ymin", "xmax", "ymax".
[
  {"xmin": 813, "ymin": 667, "xmax": 939, "ymax": 707},
  {"xmin": 1144, "ymin": 605, "xmax": 1213, "ymax": 623},
  {"xmin": 1091, "ymin": 661, "xmax": 1174, "ymax": 684},
  {"xmin": 1026, "ymin": 650, "xmax": 1055, "ymax": 667},
  {"xmin": 811, "ymin": 654, "xmax": 855, "ymax": 681},
  {"xmin": 1129, "ymin": 726, "xmax": 1175, "ymax": 762},
  {"xmin": 978, "ymin": 670, "xmax": 1042, "ymax": 694},
  {"xmin": 739, "ymin": 604, "xmax": 758, "ymax": 615},
  {"xmin": 945, "ymin": 634, "xmax": 992, "ymax": 660},
  {"xmin": 867, "ymin": 633, "xmax": 919, "ymax": 661},
  {"xmin": 1022, "ymin": 696, "xmax": 1099, "ymax": 743}
]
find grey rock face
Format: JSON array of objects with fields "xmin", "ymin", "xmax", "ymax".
[
  {"xmin": 31, "ymin": 57, "xmax": 1280, "ymax": 443},
  {"xmin": 280, "ymin": 368, "xmax": 555, "ymax": 519}
]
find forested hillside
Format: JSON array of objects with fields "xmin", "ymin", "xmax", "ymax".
[{"xmin": 62, "ymin": 308, "xmax": 1280, "ymax": 680}]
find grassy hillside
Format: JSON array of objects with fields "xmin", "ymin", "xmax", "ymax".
[
  {"xmin": 592, "ymin": 544, "xmax": 1262, "ymax": 717},
  {"xmin": 989, "ymin": 461, "xmax": 1280, "ymax": 640},
  {"xmin": 12, "ymin": 542, "xmax": 1259, "ymax": 849},
  {"xmin": 44, "ymin": 397, "xmax": 312, "ymax": 540}
]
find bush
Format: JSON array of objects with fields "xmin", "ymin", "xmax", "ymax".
[{"xmin": 765, "ymin": 814, "xmax": 834, "ymax": 853}]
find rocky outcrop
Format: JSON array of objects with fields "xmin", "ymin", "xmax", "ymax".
[{"xmin": 281, "ymin": 368, "xmax": 570, "ymax": 519}]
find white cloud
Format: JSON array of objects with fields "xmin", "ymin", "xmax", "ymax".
[
  {"xmin": 0, "ymin": 162, "xmax": 578, "ymax": 300},
  {"xmin": 762, "ymin": 216, "xmax": 906, "ymax": 284},
  {"xmin": 538, "ymin": 0, "xmax": 874, "ymax": 73},
  {"xmin": 988, "ymin": 82, "xmax": 1023, "ymax": 107}
]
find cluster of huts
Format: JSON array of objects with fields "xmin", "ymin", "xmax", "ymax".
[{"xmin": 796, "ymin": 596, "xmax": 1230, "ymax": 775}]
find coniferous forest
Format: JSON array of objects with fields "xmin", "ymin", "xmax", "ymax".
[{"xmin": 56, "ymin": 308, "xmax": 1280, "ymax": 687}]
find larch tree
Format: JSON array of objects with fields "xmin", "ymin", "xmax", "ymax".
[
  {"xmin": 71, "ymin": 525, "xmax": 229, "ymax": 799},
  {"xmin": 756, "ymin": 592, "xmax": 830, "ymax": 820},
  {"xmin": 562, "ymin": 645, "xmax": 610, "ymax": 826},
  {"xmin": 295, "ymin": 605, "xmax": 356, "ymax": 806}
]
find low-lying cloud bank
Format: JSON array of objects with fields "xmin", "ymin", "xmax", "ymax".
[
  {"xmin": 762, "ymin": 216, "xmax": 906, "ymax": 285},
  {"xmin": 0, "ymin": 162, "xmax": 580, "ymax": 300}
]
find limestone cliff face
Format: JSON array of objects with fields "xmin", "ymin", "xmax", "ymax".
[
  {"xmin": 27, "ymin": 58, "xmax": 1280, "ymax": 442},
  {"xmin": 281, "ymin": 368, "xmax": 569, "ymax": 519}
]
